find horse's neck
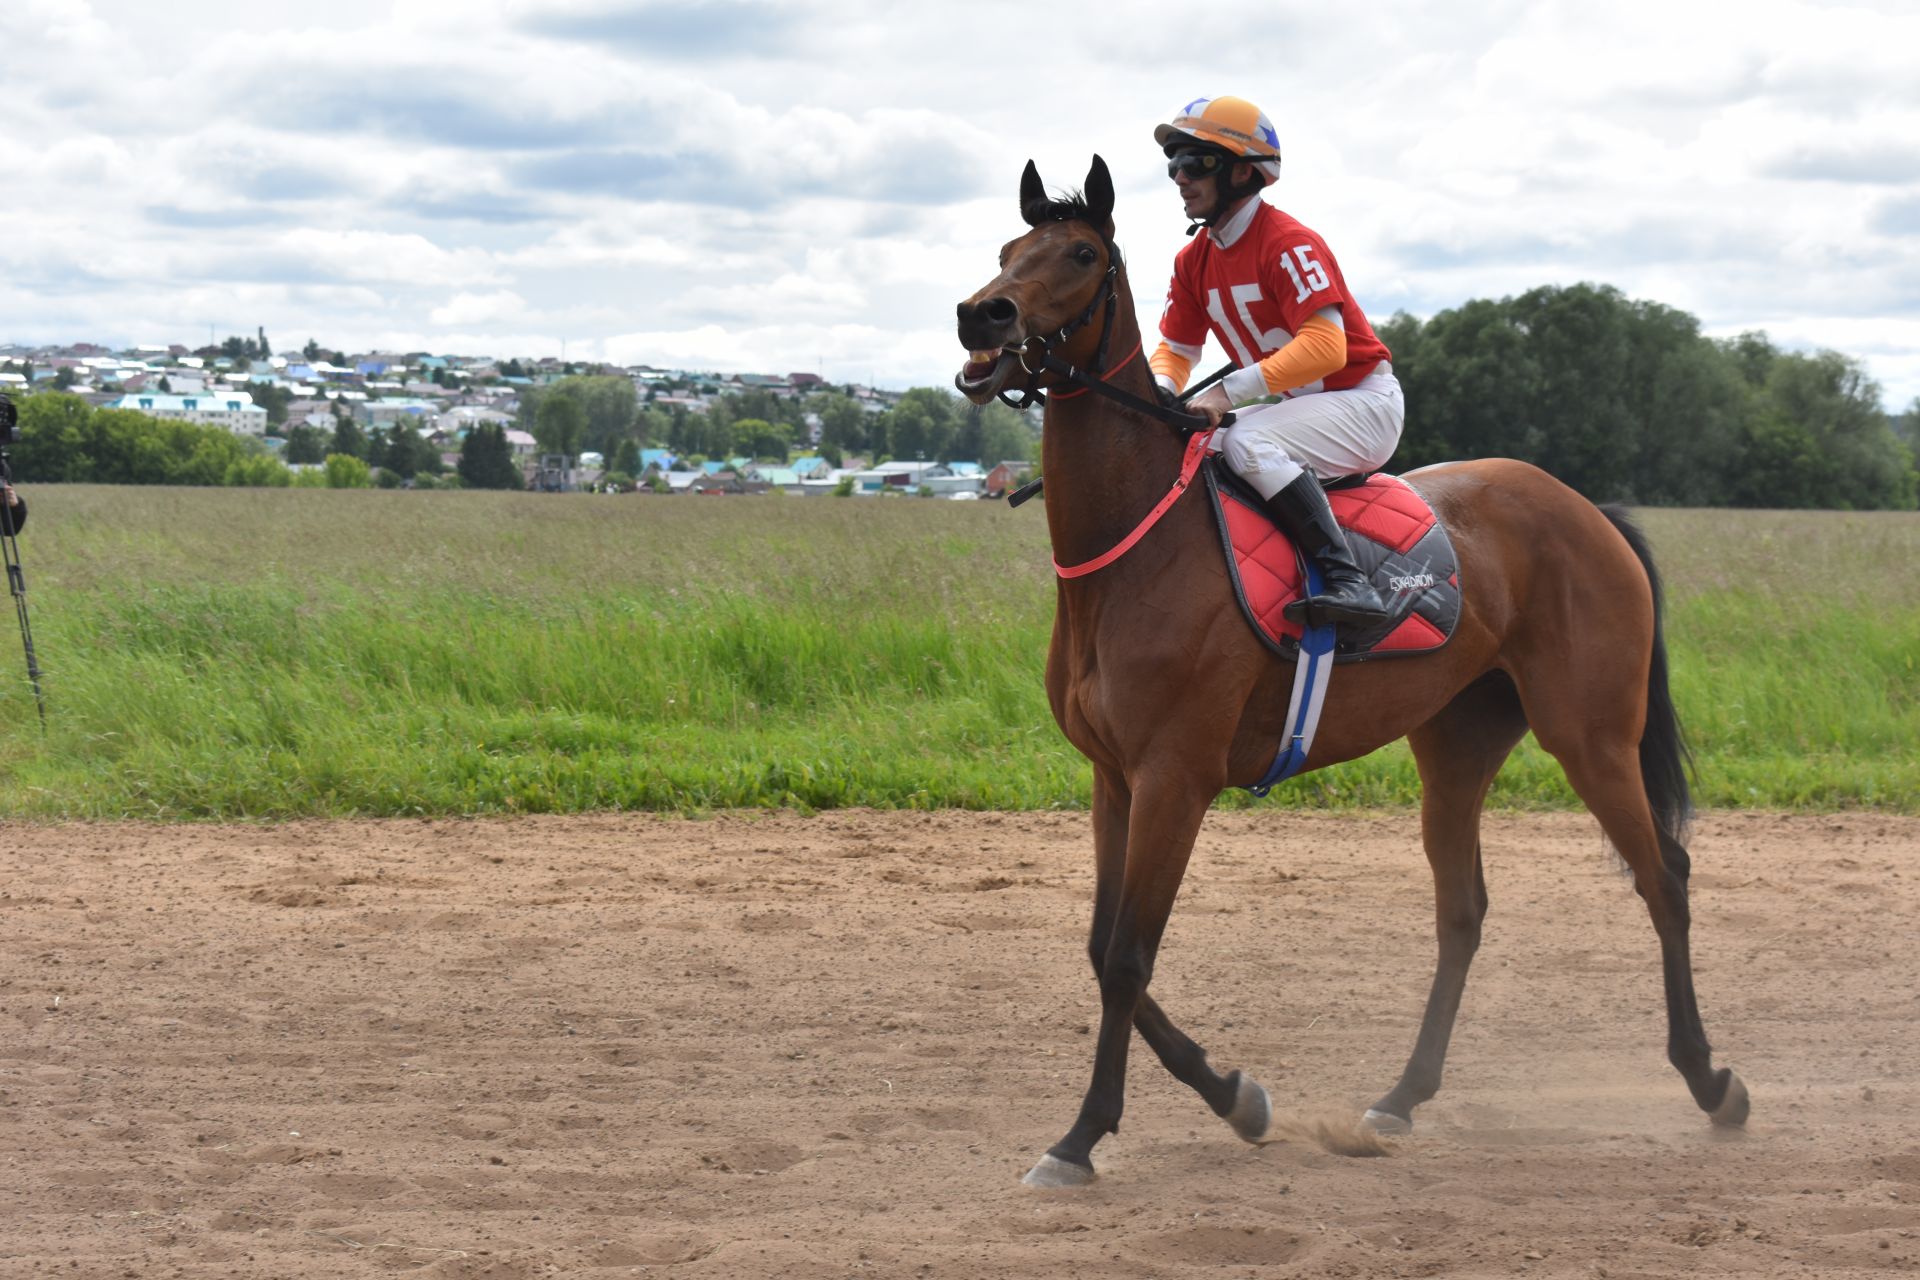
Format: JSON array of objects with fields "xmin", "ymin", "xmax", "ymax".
[{"xmin": 1040, "ymin": 278, "xmax": 1189, "ymax": 569}]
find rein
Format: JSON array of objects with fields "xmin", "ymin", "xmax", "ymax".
[
  {"xmin": 1052, "ymin": 427, "xmax": 1215, "ymax": 579},
  {"xmin": 996, "ymin": 226, "xmax": 1215, "ymax": 436}
]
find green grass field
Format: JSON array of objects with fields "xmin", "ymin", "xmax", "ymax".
[{"xmin": 0, "ymin": 486, "xmax": 1913, "ymax": 818}]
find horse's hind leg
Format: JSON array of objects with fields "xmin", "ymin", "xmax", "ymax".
[
  {"xmin": 1528, "ymin": 698, "xmax": 1749, "ymax": 1126},
  {"xmin": 1366, "ymin": 671, "xmax": 1528, "ymax": 1133}
]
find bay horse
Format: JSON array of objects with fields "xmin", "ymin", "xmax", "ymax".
[{"xmin": 954, "ymin": 155, "xmax": 1749, "ymax": 1188}]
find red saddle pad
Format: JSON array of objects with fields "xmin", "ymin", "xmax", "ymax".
[{"xmin": 1206, "ymin": 464, "xmax": 1462, "ymax": 662}]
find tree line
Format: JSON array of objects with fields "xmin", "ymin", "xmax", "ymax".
[
  {"xmin": 7, "ymin": 393, "xmax": 522, "ymax": 491},
  {"xmin": 1379, "ymin": 283, "xmax": 1916, "ymax": 509}
]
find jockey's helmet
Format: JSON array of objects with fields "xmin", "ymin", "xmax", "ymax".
[{"xmin": 1154, "ymin": 97, "xmax": 1281, "ymax": 211}]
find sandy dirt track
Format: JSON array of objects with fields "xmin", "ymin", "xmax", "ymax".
[{"xmin": 3, "ymin": 810, "xmax": 1917, "ymax": 1279}]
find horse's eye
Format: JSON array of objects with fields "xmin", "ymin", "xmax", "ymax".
[{"xmin": 1075, "ymin": 246, "xmax": 1098, "ymax": 266}]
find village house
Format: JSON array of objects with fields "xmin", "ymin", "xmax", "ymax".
[
  {"xmin": 354, "ymin": 397, "xmax": 439, "ymax": 426},
  {"xmin": 985, "ymin": 461, "xmax": 1030, "ymax": 498},
  {"xmin": 745, "ymin": 465, "xmax": 806, "ymax": 494}
]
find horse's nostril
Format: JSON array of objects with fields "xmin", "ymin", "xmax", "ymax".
[{"xmin": 985, "ymin": 297, "xmax": 1018, "ymax": 324}]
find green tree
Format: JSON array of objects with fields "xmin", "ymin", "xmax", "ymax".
[
  {"xmin": 812, "ymin": 391, "xmax": 869, "ymax": 454},
  {"xmin": 1391, "ymin": 285, "xmax": 1746, "ymax": 505},
  {"xmin": 1737, "ymin": 348, "xmax": 1915, "ymax": 509},
  {"xmin": 11, "ymin": 392, "xmax": 96, "ymax": 481},
  {"xmin": 534, "ymin": 394, "xmax": 586, "ymax": 458},
  {"xmin": 879, "ymin": 388, "xmax": 959, "ymax": 462},
  {"xmin": 330, "ymin": 416, "xmax": 368, "ymax": 460},
  {"xmin": 636, "ymin": 406, "xmax": 672, "ymax": 446},
  {"xmin": 610, "ymin": 438, "xmax": 643, "ymax": 478},
  {"xmin": 458, "ymin": 424, "xmax": 523, "ymax": 490},
  {"xmin": 1891, "ymin": 397, "xmax": 1919, "ymax": 452},
  {"xmin": 517, "ymin": 375, "xmax": 638, "ymax": 458},
  {"xmin": 733, "ymin": 417, "xmax": 790, "ymax": 460},
  {"xmin": 374, "ymin": 422, "xmax": 440, "ymax": 479},
  {"xmin": 323, "ymin": 453, "xmax": 372, "ymax": 488},
  {"xmin": 283, "ymin": 424, "xmax": 329, "ymax": 464},
  {"xmin": 962, "ymin": 399, "xmax": 1037, "ymax": 467},
  {"xmin": 571, "ymin": 375, "xmax": 641, "ymax": 457},
  {"xmin": 250, "ymin": 382, "xmax": 292, "ymax": 428},
  {"xmin": 224, "ymin": 454, "xmax": 293, "ymax": 487}
]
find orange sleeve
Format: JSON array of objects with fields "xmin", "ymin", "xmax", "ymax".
[
  {"xmin": 1149, "ymin": 340, "xmax": 1195, "ymax": 392},
  {"xmin": 1226, "ymin": 311, "xmax": 1347, "ymax": 403}
]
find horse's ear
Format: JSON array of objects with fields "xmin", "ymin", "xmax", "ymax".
[
  {"xmin": 1020, "ymin": 159, "xmax": 1046, "ymax": 226},
  {"xmin": 1085, "ymin": 154, "xmax": 1115, "ymax": 230}
]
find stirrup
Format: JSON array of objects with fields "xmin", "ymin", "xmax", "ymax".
[{"xmin": 1284, "ymin": 589, "xmax": 1388, "ymax": 629}]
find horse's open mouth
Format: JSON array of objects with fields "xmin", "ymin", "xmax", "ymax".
[{"xmin": 954, "ymin": 348, "xmax": 1019, "ymax": 404}]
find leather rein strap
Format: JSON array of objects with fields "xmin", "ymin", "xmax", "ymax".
[{"xmin": 1052, "ymin": 427, "xmax": 1215, "ymax": 579}]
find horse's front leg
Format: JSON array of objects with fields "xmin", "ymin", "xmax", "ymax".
[
  {"xmin": 1062, "ymin": 770, "xmax": 1269, "ymax": 1155},
  {"xmin": 1023, "ymin": 771, "xmax": 1225, "ymax": 1187}
]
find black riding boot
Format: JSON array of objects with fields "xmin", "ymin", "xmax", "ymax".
[{"xmin": 1265, "ymin": 472, "xmax": 1390, "ymax": 629}]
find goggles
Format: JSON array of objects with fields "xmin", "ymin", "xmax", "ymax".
[{"xmin": 1166, "ymin": 150, "xmax": 1229, "ymax": 181}]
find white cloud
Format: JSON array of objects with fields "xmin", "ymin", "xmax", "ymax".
[
  {"xmin": 429, "ymin": 291, "xmax": 529, "ymax": 327},
  {"xmin": 0, "ymin": 0, "xmax": 1916, "ymax": 409}
]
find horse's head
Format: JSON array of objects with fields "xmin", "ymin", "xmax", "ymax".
[{"xmin": 954, "ymin": 155, "xmax": 1120, "ymax": 405}]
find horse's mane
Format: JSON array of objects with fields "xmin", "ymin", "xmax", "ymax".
[{"xmin": 1022, "ymin": 187, "xmax": 1092, "ymax": 227}]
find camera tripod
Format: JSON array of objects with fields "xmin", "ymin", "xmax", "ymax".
[{"xmin": 0, "ymin": 449, "xmax": 46, "ymax": 729}]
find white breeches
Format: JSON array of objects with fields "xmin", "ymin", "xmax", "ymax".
[{"xmin": 1215, "ymin": 363, "xmax": 1405, "ymax": 498}]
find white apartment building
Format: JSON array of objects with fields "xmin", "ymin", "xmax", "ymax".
[{"xmin": 112, "ymin": 392, "xmax": 269, "ymax": 436}]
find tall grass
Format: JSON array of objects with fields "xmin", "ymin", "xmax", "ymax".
[{"xmin": 0, "ymin": 487, "xmax": 1912, "ymax": 818}]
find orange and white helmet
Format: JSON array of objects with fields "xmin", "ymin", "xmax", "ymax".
[{"xmin": 1154, "ymin": 96, "xmax": 1281, "ymax": 187}]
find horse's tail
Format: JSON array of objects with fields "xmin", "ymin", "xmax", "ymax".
[{"xmin": 1596, "ymin": 505, "xmax": 1694, "ymax": 863}]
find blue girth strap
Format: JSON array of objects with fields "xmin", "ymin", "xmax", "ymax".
[{"xmin": 1244, "ymin": 561, "xmax": 1339, "ymax": 797}]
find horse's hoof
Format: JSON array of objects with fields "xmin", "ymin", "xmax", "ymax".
[
  {"xmin": 1362, "ymin": 1107, "xmax": 1412, "ymax": 1135},
  {"xmin": 1710, "ymin": 1072, "xmax": 1750, "ymax": 1128},
  {"xmin": 1225, "ymin": 1073, "xmax": 1271, "ymax": 1144},
  {"xmin": 1022, "ymin": 1153, "xmax": 1096, "ymax": 1188}
]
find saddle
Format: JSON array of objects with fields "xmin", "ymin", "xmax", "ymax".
[{"xmin": 1203, "ymin": 460, "xmax": 1462, "ymax": 662}]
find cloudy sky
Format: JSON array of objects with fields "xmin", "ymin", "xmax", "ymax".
[{"xmin": 4, "ymin": 0, "xmax": 1917, "ymax": 408}]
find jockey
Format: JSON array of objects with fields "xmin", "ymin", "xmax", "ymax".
[{"xmin": 1150, "ymin": 96, "xmax": 1402, "ymax": 629}]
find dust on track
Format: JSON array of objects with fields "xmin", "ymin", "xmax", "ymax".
[{"xmin": 3, "ymin": 810, "xmax": 1916, "ymax": 1278}]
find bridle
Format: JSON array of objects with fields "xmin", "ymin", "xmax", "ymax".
[
  {"xmin": 995, "ymin": 218, "xmax": 1234, "ymax": 514},
  {"xmin": 992, "ymin": 220, "xmax": 1220, "ymax": 437}
]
